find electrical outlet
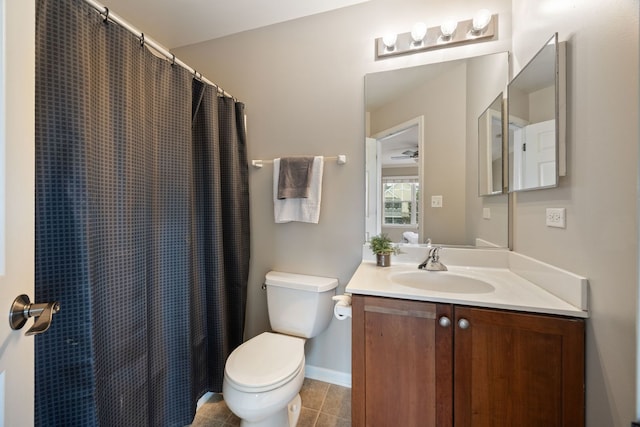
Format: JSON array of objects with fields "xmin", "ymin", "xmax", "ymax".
[
  {"xmin": 546, "ymin": 208, "xmax": 566, "ymax": 228},
  {"xmin": 431, "ymin": 195, "xmax": 443, "ymax": 208}
]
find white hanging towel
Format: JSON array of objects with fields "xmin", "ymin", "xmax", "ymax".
[{"xmin": 273, "ymin": 156, "xmax": 324, "ymax": 223}]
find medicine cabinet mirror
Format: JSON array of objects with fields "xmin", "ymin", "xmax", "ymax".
[
  {"xmin": 365, "ymin": 52, "xmax": 509, "ymax": 248},
  {"xmin": 478, "ymin": 93, "xmax": 504, "ymax": 196},
  {"xmin": 508, "ymin": 33, "xmax": 566, "ymax": 192}
]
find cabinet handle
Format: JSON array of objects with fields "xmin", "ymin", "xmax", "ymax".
[
  {"xmin": 438, "ymin": 316, "xmax": 451, "ymax": 327},
  {"xmin": 458, "ymin": 318, "xmax": 470, "ymax": 329}
]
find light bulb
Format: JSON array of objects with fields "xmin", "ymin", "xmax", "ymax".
[
  {"xmin": 472, "ymin": 9, "xmax": 492, "ymax": 33},
  {"xmin": 440, "ymin": 20, "xmax": 458, "ymax": 38},
  {"xmin": 382, "ymin": 33, "xmax": 398, "ymax": 50},
  {"xmin": 411, "ymin": 22, "xmax": 427, "ymax": 43}
]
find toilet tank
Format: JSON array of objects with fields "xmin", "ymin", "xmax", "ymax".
[{"xmin": 265, "ymin": 271, "xmax": 339, "ymax": 338}]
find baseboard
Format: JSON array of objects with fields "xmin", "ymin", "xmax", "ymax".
[
  {"xmin": 196, "ymin": 391, "xmax": 215, "ymax": 409},
  {"xmin": 197, "ymin": 366, "xmax": 351, "ymax": 409},
  {"xmin": 305, "ymin": 364, "xmax": 351, "ymax": 388}
]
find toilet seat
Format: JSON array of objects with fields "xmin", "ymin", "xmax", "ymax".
[{"xmin": 224, "ymin": 332, "xmax": 305, "ymax": 393}]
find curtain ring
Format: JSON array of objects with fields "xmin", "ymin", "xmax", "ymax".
[
  {"xmin": 171, "ymin": 54, "xmax": 176, "ymax": 66},
  {"xmin": 140, "ymin": 33, "xmax": 145, "ymax": 47},
  {"xmin": 102, "ymin": 7, "xmax": 109, "ymax": 23}
]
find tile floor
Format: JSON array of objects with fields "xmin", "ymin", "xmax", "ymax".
[{"xmin": 188, "ymin": 378, "xmax": 351, "ymax": 427}]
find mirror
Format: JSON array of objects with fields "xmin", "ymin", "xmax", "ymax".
[
  {"xmin": 478, "ymin": 93, "xmax": 504, "ymax": 196},
  {"xmin": 365, "ymin": 52, "xmax": 509, "ymax": 248},
  {"xmin": 508, "ymin": 33, "xmax": 566, "ymax": 191}
]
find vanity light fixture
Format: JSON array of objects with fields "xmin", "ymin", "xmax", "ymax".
[
  {"xmin": 411, "ymin": 22, "xmax": 428, "ymax": 45},
  {"xmin": 375, "ymin": 12, "xmax": 497, "ymax": 60},
  {"xmin": 440, "ymin": 20, "xmax": 458, "ymax": 39},
  {"xmin": 472, "ymin": 9, "xmax": 492, "ymax": 33},
  {"xmin": 382, "ymin": 33, "xmax": 398, "ymax": 51}
]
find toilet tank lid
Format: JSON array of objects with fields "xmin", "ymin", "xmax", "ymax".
[{"xmin": 265, "ymin": 271, "xmax": 338, "ymax": 292}]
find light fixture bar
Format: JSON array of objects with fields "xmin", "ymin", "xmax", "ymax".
[{"xmin": 375, "ymin": 14, "xmax": 497, "ymax": 60}]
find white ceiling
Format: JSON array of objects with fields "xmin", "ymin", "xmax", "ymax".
[
  {"xmin": 101, "ymin": 0, "xmax": 370, "ymax": 49},
  {"xmin": 378, "ymin": 125, "xmax": 420, "ymax": 168}
]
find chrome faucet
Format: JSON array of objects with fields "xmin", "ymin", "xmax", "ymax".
[{"xmin": 418, "ymin": 246, "xmax": 448, "ymax": 271}]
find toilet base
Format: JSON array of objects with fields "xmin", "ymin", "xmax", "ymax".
[
  {"xmin": 239, "ymin": 394, "xmax": 301, "ymax": 427},
  {"xmin": 288, "ymin": 394, "xmax": 302, "ymax": 426}
]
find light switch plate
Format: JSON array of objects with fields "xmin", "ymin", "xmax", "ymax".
[
  {"xmin": 483, "ymin": 208, "xmax": 491, "ymax": 219},
  {"xmin": 431, "ymin": 195, "xmax": 443, "ymax": 208},
  {"xmin": 546, "ymin": 208, "xmax": 566, "ymax": 228}
]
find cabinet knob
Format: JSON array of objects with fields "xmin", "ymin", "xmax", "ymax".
[
  {"xmin": 458, "ymin": 318, "xmax": 470, "ymax": 329},
  {"xmin": 439, "ymin": 316, "xmax": 451, "ymax": 327}
]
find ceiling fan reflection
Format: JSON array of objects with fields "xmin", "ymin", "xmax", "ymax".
[{"xmin": 391, "ymin": 149, "xmax": 419, "ymax": 160}]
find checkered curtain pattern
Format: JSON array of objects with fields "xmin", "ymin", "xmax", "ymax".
[{"xmin": 34, "ymin": 0, "xmax": 249, "ymax": 425}]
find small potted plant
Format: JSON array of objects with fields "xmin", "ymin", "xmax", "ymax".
[{"xmin": 369, "ymin": 233, "xmax": 400, "ymax": 267}]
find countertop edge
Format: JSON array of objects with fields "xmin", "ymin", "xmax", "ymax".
[
  {"xmin": 345, "ymin": 286, "xmax": 589, "ymax": 319},
  {"xmin": 345, "ymin": 259, "xmax": 589, "ymax": 319}
]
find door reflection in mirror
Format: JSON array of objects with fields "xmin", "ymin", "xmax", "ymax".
[
  {"xmin": 478, "ymin": 93, "xmax": 504, "ymax": 196},
  {"xmin": 368, "ymin": 118, "xmax": 422, "ymax": 244},
  {"xmin": 508, "ymin": 33, "xmax": 565, "ymax": 192}
]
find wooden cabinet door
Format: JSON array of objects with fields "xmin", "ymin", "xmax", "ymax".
[
  {"xmin": 453, "ymin": 307, "xmax": 585, "ymax": 427},
  {"xmin": 352, "ymin": 295, "xmax": 453, "ymax": 427}
]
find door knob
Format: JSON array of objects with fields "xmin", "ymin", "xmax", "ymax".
[
  {"xmin": 458, "ymin": 318, "xmax": 470, "ymax": 329},
  {"xmin": 438, "ymin": 316, "xmax": 451, "ymax": 327},
  {"xmin": 9, "ymin": 294, "xmax": 60, "ymax": 336}
]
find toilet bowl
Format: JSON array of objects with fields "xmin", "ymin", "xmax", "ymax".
[
  {"xmin": 222, "ymin": 332, "xmax": 305, "ymax": 427},
  {"xmin": 222, "ymin": 271, "xmax": 338, "ymax": 427}
]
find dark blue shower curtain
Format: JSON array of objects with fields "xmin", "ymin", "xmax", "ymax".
[{"xmin": 34, "ymin": 0, "xmax": 249, "ymax": 425}]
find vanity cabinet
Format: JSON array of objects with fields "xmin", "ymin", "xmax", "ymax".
[{"xmin": 351, "ymin": 295, "xmax": 585, "ymax": 427}]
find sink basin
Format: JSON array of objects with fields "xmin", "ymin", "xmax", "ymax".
[{"xmin": 389, "ymin": 270, "xmax": 495, "ymax": 294}]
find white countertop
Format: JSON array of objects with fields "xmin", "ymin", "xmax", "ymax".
[{"xmin": 346, "ymin": 247, "xmax": 589, "ymax": 318}]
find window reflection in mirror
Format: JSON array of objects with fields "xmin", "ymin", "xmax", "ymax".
[
  {"xmin": 508, "ymin": 33, "xmax": 565, "ymax": 192},
  {"xmin": 478, "ymin": 93, "xmax": 504, "ymax": 196}
]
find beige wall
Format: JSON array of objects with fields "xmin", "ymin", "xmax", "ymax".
[
  {"xmin": 176, "ymin": 0, "xmax": 513, "ymax": 376},
  {"xmin": 511, "ymin": 0, "xmax": 639, "ymax": 426},
  {"xmin": 176, "ymin": 1, "xmax": 640, "ymax": 425},
  {"xmin": 465, "ymin": 53, "xmax": 509, "ymax": 247},
  {"xmin": 529, "ymin": 85, "xmax": 555, "ymax": 123}
]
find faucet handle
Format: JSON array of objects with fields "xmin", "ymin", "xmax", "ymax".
[{"xmin": 429, "ymin": 246, "xmax": 441, "ymax": 259}]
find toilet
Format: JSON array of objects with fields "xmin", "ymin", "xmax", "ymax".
[{"xmin": 222, "ymin": 271, "xmax": 338, "ymax": 427}]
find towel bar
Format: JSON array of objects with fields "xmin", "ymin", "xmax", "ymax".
[{"xmin": 251, "ymin": 155, "xmax": 347, "ymax": 169}]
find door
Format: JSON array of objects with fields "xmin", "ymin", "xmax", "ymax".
[
  {"xmin": 365, "ymin": 137, "xmax": 379, "ymax": 241},
  {"xmin": 453, "ymin": 306, "xmax": 585, "ymax": 427},
  {"xmin": 0, "ymin": 1, "xmax": 36, "ymax": 426},
  {"xmin": 351, "ymin": 295, "xmax": 452, "ymax": 427},
  {"xmin": 523, "ymin": 119, "xmax": 556, "ymax": 188}
]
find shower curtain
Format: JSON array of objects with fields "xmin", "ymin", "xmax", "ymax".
[{"xmin": 34, "ymin": 0, "xmax": 249, "ymax": 425}]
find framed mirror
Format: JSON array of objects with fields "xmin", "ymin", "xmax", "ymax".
[
  {"xmin": 365, "ymin": 52, "xmax": 509, "ymax": 248},
  {"xmin": 478, "ymin": 93, "xmax": 504, "ymax": 196},
  {"xmin": 508, "ymin": 33, "xmax": 566, "ymax": 192}
]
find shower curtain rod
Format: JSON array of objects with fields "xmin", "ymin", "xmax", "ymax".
[{"xmin": 83, "ymin": 0, "xmax": 235, "ymax": 100}]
